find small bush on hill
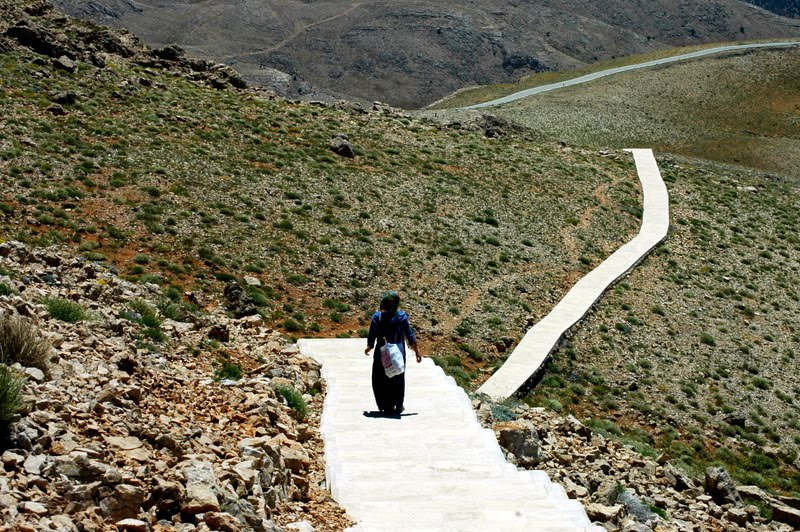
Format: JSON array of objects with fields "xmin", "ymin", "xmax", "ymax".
[
  {"xmin": 0, "ymin": 364, "xmax": 26, "ymax": 442},
  {"xmin": 0, "ymin": 314, "xmax": 51, "ymax": 371},
  {"xmin": 276, "ymin": 385, "xmax": 307, "ymax": 418},
  {"xmin": 44, "ymin": 297, "xmax": 87, "ymax": 322},
  {"xmin": 214, "ymin": 360, "xmax": 243, "ymax": 381}
]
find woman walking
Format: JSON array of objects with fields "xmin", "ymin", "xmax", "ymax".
[{"xmin": 364, "ymin": 291, "xmax": 422, "ymax": 414}]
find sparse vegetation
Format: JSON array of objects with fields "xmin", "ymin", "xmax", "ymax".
[
  {"xmin": 276, "ymin": 385, "xmax": 307, "ymax": 418},
  {"xmin": 44, "ymin": 297, "xmax": 87, "ymax": 323},
  {"xmin": 1, "ymin": 0, "xmax": 798, "ymax": 503},
  {"xmin": 0, "ymin": 364, "xmax": 25, "ymax": 440},
  {"xmin": 214, "ymin": 360, "xmax": 243, "ymax": 381},
  {"xmin": 0, "ymin": 314, "xmax": 51, "ymax": 372}
]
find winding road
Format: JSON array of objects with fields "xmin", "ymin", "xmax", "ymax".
[{"xmin": 461, "ymin": 41, "xmax": 800, "ymax": 110}]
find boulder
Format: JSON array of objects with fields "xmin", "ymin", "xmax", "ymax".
[
  {"xmin": 115, "ymin": 519, "xmax": 150, "ymax": 532},
  {"xmin": 153, "ymin": 45, "xmax": 185, "ymax": 61},
  {"xmin": 663, "ymin": 463, "xmax": 694, "ymax": 491},
  {"xmin": 705, "ymin": 467, "xmax": 742, "ymax": 506},
  {"xmin": 53, "ymin": 55, "xmax": 77, "ymax": 72},
  {"xmin": 772, "ymin": 503, "xmax": 800, "ymax": 527},
  {"xmin": 561, "ymin": 415, "xmax": 593, "ymax": 440},
  {"xmin": 204, "ymin": 512, "xmax": 242, "ymax": 532},
  {"xmin": 99, "ymin": 484, "xmax": 145, "ymax": 520},
  {"xmin": 593, "ymin": 480, "xmax": 619, "ymax": 506},
  {"xmin": 726, "ymin": 507, "xmax": 748, "ymax": 526},
  {"xmin": 223, "ymin": 281, "xmax": 257, "ymax": 318},
  {"xmin": 585, "ymin": 503, "xmax": 624, "ymax": 522},
  {"xmin": 181, "ymin": 460, "xmax": 221, "ymax": 514},
  {"xmin": 329, "ymin": 134, "xmax": 355, "ymax": 158},
  {"xmin": 21, "ymin": 501, "xmax": 49, "ymax": 515},
  {"xmin": 495, "ymin": 420, "xmax": 547, "ymax": 466},
  {"xmin": 5, "ymin": 23, "xmax": 69, "ymax": 57}
]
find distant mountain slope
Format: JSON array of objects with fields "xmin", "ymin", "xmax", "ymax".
[
  {"xmin": 746, "ymin": 0, "xmax": 800, "ymax": 18},
  {"xmin": 481, "ymin": 46, "xmax": 800, "ymax": 180},
  {"xmin": 52, "ymin": 0, "xmax": 800, "ymax": 108}
]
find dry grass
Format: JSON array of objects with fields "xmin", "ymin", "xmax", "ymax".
[{"xmin": 0, "ymin": 313, "xmax": 52, "ymax": 373}]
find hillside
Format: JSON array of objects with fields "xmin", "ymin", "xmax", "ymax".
[
  {"xmin": 747, "ymin": 0, "xmax": 800, "ymax": 18},
  {"xmin": 430, "ymin": 45, "xmax": 800, "ymax": 495},
  {"xmin": 2, "ymin": 0, "xmax": 800, "ymax": 529},
  {"xmin": 51, "ymin": 0, "xmax": 800, "ymax": 108},
  {"xmin": 0, "ymin": 1, "xmax": 647, "ymax": 374},
  {"xmin": 465, "ymin": 45, "xmax": 800, "ymax": 181}
]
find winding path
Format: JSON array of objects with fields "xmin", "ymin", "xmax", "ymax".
[
  {"xmin": 296, "ymin": 39, "xmax": 710, "ymax": 529},
  {"xmin": 477, "ymin": 149, "xmax": 669, "ymax": 400},
  {"xmin": 461, "ymin": 41, "xmax": 800, "ymax": 110},
  {"xmin": 301, "ymin": 148, "xmax": 666, "ymax": 530}
]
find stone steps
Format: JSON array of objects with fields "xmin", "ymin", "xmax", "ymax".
[{"xmin": 299, "ymin": 338, "xmax": 602, "ymax": 531}]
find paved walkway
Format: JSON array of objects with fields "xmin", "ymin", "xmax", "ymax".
[
  {"xmin": 299, "ymin": 149, "xmax": 667, "ymax": 529},
  {"xmin": 461, "ymin": 41, "xmax": 800, "ymax": 110},
  {"xmin": 298, "ymin": 338, "xmax": 602, "ymax": 531},
  {"xmin": 477, "ymin": 149, "xmax": 669, "ymax": 400}
]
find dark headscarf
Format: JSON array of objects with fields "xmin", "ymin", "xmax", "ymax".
[{"xmin": 379, "ymin": 291, "xmax": 400, "ymax": 315}]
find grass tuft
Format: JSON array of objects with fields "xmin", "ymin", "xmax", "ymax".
[
  {"xmin": 44, "ymin": 297, "xmax": 87, "ymax": 322},
  {"xmin": 0, "ymin": 314, "xmax": 51, "ymax": 371},
  {"xmin": 276, "ymin": 385, "xmax": 307, "ymax": 418}
]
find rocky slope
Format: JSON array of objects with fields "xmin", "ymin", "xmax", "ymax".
[
  {"xmin": 0, "ymin": 240, "xmax": 352, "ymax": 531},
  {"xmin": 479, "ymin": 401, "xmax": 800, "ymax": 531},
  {"xmin": 51, "ymin": 0, "xmax": 800, "ymax": 108},
  {"xmin": 2, "ymin": 1, "xmax": 800, "ymax": 530}
]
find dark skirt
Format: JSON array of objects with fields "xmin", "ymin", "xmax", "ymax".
[{"xmin": 371, "ymin": 349, "xmax": 405, "ymax": 412}]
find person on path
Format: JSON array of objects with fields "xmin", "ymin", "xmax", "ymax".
[{"xmin": 363, "ymin": 291, "xmax": 422, "ymax": 414}]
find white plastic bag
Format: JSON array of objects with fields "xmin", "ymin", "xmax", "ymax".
[{"xmin": 380, "ymin": 342, "xmax": 405, "ymax": 378}]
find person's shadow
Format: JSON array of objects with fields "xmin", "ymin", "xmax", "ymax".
[{"xmin": 363, "ymin": 410, "xmax": 418, "ymax": 419}]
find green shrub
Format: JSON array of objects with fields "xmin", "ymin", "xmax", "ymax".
[
  {"xmin": 214, "ymin": 360, "xmax": 243, "ymax": 381},
  {"xmin": 45, "ymin": 297, "xmax": 87, "ymax": 322},
  {"xmin": 0, "ymin": 314, "xmax": 51, "ymax": 372},
  {"xmin": 458, "ymin": 343, "xmax": 483, "ymax": 361},
  {"xmin": 752, "ymin": 377, "xmax": 771, "ymax": 390},
  {"xmin": 0, "ymin": 364, "xmax": 25, "ymax": 428},
  {"xmin": 0, "ymin": 283, "xmax": 12, "ymax": 296},
  {"xmin": 127, "ymin": 299, "xmax": 161, "ymax": 328},
  {"xmin": 164, "ymin": 285, "xmax": 182, "ymax": 302},
  {"xmin": 276, "ymin": 385, "xmax": 307, "ymax": 418},
  {"xmin": 283, "ymin": 318, "xmax": 302, "ymax": 332},
  {"xmin": 142, "ymin": 327, "xmax": 166, "ymax": 342},
  {"xmin": 543, "ymin": 398, "xmax": 563, "ymax": 412},
  {"xmin": 700, "ymin": 333, "xmax": 716, "ymax": 346},
  {"xmin": 156, "ymin": 300, "xmax": 182, "ymax": 321}
]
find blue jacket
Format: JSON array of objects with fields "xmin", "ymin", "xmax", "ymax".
[{"xmin": 367, "ymin": 310, "xmax": 416, "ymax": 356}]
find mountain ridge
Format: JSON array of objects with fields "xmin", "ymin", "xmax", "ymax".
[{"xmin": 53, "ymin": 0, "xmax": 800, "ymax": 108}]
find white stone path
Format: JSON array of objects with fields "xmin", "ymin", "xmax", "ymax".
[
  {"xmin": 298, "ymin": 338, "xmax": 602, "ymax": 531},
  {"xmin": 478, "ymin": 149, "xmax": 669, "ymax": 400},
  {"xmin": 298, "ymin": 149, "xmax": 667, "ymax": 530}
]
